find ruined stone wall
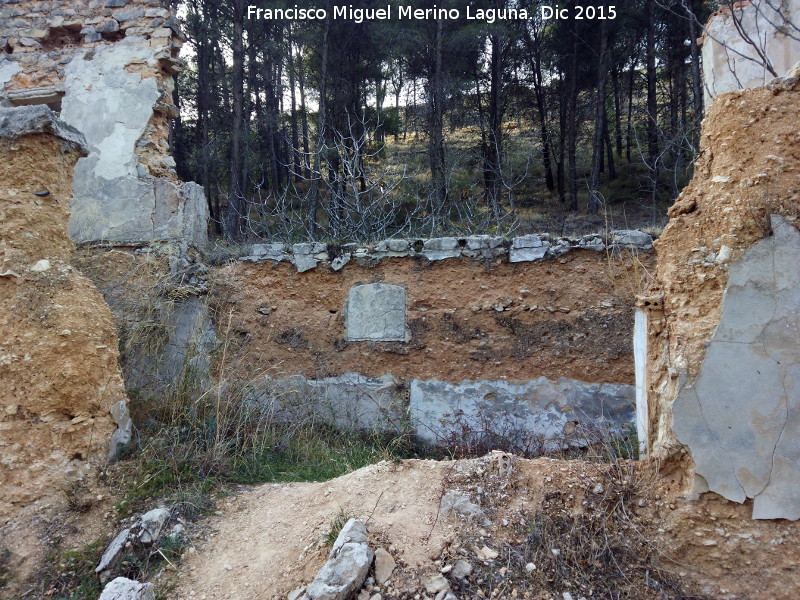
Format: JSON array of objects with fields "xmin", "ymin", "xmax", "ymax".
[
  {"xmin": 701, "ymin": 0, "xmax": 800, "ymax": 103},
  {"xmin": 0, "ymin": 106, "xmax": 130, "ymax": 516},
  {"xmin": 76, "ymin": 232, "xmax": 653, "ymax": 449},
  {"xmin": 213, "ymin": 234, "xmax": 655, "ymax": 446},
  {"xmin": 0, "ymin": 0, "xmax": 208, "ymax": 249},
  {"xmin": 649, "ymin": 77, "xmax": 800, "ymax": 519},
  {"xmin": 224, "ymin": 233, "xmax": 654, "ymax": 385}
]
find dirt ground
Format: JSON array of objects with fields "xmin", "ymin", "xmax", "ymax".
[
  {"xmin": 212, "ymin": 249, "xmax": 654, "ymax": 386},
  {"xmin": 168, "ymin": 454, "xmax": 800, "ymax": 600}
]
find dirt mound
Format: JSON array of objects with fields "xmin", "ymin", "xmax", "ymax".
[
  {"xmin": 170, "ymin": 454, "xmax": 800, "ymax": 600},
  {"xmin": 0, "ymin": 112, "xmax": 128, "ymax": 518}
]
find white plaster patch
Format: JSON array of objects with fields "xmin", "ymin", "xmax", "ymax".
[{"xmin": 673, "ymin": 216, "xmax": 800, "ymax": 520}]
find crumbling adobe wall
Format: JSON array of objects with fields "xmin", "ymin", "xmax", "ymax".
[
  {"xmin": 0, "ymin": 0, "xmax": 208, "ymax": 248},
  {"xmin": 701, "ymin": 0, "xmax": 800, "ymax": 103},
  {"xmin": 0, "ymin": 106, "xmax": 130, "ymax": 516},
  {"xmin": 649, "ymin": 77, "xmax": 800, "ymax": 519}
]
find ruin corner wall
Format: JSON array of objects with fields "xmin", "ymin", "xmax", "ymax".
[
  {"xmin": 0, "ymin": 105, "xmax": 131, "ymax": 517},
  {"xmin": 649, "ymin": 77, "xmax": 800, "ymax": 520}
]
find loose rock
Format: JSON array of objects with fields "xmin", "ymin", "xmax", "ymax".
[{"xmin": 98, "ymin": 577, "xmax": 155, "ymax": 600}]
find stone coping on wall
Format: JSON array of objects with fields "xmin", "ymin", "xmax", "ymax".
[{"xmin": 239, "ymin": 230, "xmax": 655, "ymax": 272}]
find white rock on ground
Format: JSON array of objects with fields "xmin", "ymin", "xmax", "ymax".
[
  {"xmin": 304, "ymin": 519, "xmax": 374, "ymax": 600},
  {"xmin": 451, "ymin": 559, "xmax": 472, "ymax": 580},
  {"xmin": 97, "ymin": 577, "xmax": 155, "ymax": 600},
  {"xmin": 439, "ymin": 491, "xmax": 490, "ymax": 526},
  {"xmin": 138, "ymin": 507, "xmax": 170, "ymax": 544},
  {"xmin": 420, "ymin": 572, "xmax": 450, "ymax": 595},
  {"xmin": 95, "ymin": 528, "xmax": 131, "ymax": 580}
]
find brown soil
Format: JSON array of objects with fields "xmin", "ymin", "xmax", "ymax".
[
  {"xmin": 0, "ymin": 470, "xmax": 117, "ymax": 598},
  {"xmin": 0, "ymin": 134, "xmax": 127, "ymax": 519},
  {"xmin": 170, "ymin": 455, "xmax": 800, "ymax": 600},
  {"xmin": 211, "ymin": 250, "xmax": 654, "ymax": 386},
  {"xmin": 649, "ymin": 78, "xmax": 800, "ymax": 454}
]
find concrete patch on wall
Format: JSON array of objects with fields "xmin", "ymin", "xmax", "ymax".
[
  {"xmin": 60, "ymin": 42, "xmax": 208, "ymax": 248},
  {"xmin": 346, "ymin": 283, "xmax": 407, "ymax": 342},
  {"xmin": 410, "ymin": 377, "xmax": 635, "ymax": 450},
  {"xmin": 672, "ymin": 216, "xmax": 800, "ymax": 520},
  {"xmin": 249, "ymin": 372, "xmax": 636, "ymax": 450},
  {"xmin": 253, "ymin": 373, "xmax": 407, "ymax": 432}
]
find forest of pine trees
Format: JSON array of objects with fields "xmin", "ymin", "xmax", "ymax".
[{"xmin": 169, "ymin": 0, "xmax": 716, "ymax": 242}]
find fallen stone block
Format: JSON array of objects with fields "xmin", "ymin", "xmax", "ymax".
[
  {"xmin": 138, "ymin": 507, "xmax": 170, "ymax": 544},
  {"xmin": 305, "ymin": 519, "xmax": 373, "ymax": 600},
  {"xmin": 373, "ymin": 547, "xmax": 395, "ymax": 585},
  {"xmin": 96, "ymin": 528, "xmax": 131, "ymax": 578},
  {"xmin": 98, "ymin": 577, "xmax": 155, "ymax": 600}
]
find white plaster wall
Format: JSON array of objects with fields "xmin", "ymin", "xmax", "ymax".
[
  {"xmin": 702, "ymin": 0, "xmax": 800, "ymax": 103},
  {"xmin": 59, "ymin": 41, "xmax": 207, "ymax": 247},
  {"xmin": 633, "ymin": 309, "xmax": 649, "ymax": 458}
]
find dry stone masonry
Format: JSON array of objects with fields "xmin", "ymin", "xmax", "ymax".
[{"xmin": 241, "ymin": 230, "xmax": 654, "ymax": 271}]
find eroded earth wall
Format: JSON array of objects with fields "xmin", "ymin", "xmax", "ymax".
[
  {"xmin": 650, "ymin": 78, "xmax": 800, "ymax": 519},
  {"xmin": 0, "ymin": 0, "xmax": 208, "ymax": 248},
  {"xmin": 0, "ymin": 106, "xmax": 130, "ymax": 516}
]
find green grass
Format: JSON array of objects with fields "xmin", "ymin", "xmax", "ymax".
[
  {"xmin": 323, "ymin": 507, "xmax": 356, "ymax": 546},
  {"xmin": 35, "ymin": 539, "xmax": 106, "ymax": 600}
]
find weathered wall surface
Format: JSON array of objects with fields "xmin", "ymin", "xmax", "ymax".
[
  {"xmin": 0, "ymin": 106, "xmax": 130, "ymax": 516},
  {"xmin": 218, "ymin": 239, "xmax": 654, "ymax": 445},
  {"xmin": 76, "ymin": 234, "xmax": 651, "ymax": 447},
  {"xmin": 650, "ymin": 78, "xmax": 800, "ymax": 519},
  {"xmin": 702, "ymin": 0, "xmax": 800, "ymax": 103},
  {"xmin": 219, "ymin": 240, "xmax": 654, "ymax": 385},
  {"xmin": 0, "ymin": 0, "xmax": 208, "ymax": 249}
]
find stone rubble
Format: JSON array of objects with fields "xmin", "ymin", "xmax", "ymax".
[
  {"xmin": 240, "ymin": 230, "xmax": 654, "ymax": 272},
  {"xmin": 301, "ymin": 519, "xmax": 374, "ymax": 600},
  {"xmin": 95, "ymin": 507, "xmax": 173, "ymax": 582}
]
